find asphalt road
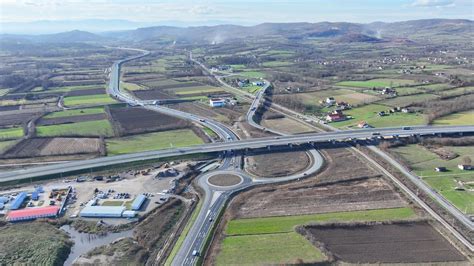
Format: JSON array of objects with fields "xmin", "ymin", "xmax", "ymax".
[
  {"xmin": 193, "ymin": 54, "xmax": 474, "ymax": 252},
  {"xmin": 1, "ymin": 125, "xmax": 473, "ymax": 183}
]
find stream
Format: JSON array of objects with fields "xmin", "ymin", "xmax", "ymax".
[{"xmin": 61, "ymin": 225, "xmax": 134, "ymax": 266}]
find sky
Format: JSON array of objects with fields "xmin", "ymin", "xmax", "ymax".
[{"xmin": 0, "ymin": 0, "xmax": 472, "ymax": 25}]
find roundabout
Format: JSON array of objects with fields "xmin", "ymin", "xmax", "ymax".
[{"xmin": 207, "ymin": 173, "xmax": 243, "ymax": 188}]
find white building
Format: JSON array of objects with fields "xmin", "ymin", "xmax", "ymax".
[
  {"xmin": 326, "ymin": 97, "xmax": 336, "ymax": 105},
  {"xmin": 209, "ymin": 98, "xmax": 226, "ymax": 107}
]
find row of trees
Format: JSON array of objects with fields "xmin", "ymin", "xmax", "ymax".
[{"xmin": 424, "ymin": 94, "xmax": 474, "ymax": 124}]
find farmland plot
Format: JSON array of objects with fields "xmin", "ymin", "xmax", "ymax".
[
  {"xmin": 2, "ymin": 137, "xmax": 102, "ymax": 158},
  {"xmin": 108, "ymin": 107, "xmax": 190, "ymax": 135},
  {"xmin": 302, "ymin": 222, "xmax": 466, "ymax": 263}
]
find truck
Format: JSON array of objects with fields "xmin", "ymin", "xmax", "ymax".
[{"xmin": 192, "ymin": 250, "xmax": 199, "ymax": 256}]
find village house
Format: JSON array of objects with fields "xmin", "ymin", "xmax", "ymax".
[
  {"xmin": 325, "ymin": 97, "xmax": 336, "ymax": 105},
  {"xmin": 326, "ymin": 110, "xmax": 347, "ymax": 122},
  {"xmin": 458, "ymin": 165, "xmax": 472, "ymax": 170}
]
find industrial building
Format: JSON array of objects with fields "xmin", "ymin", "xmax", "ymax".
[
  {"xmin": 7, "ymin": 206, "xmax": 59, "ymax": 222},
  {"xmin": 131, "ymin": 195, "xmax": 146, "ymax": 211},
  {"xmin": 0, "ymin": 196, "xmax": 9, "ymax": 204},
  {"xmin": 10, "ymin": 192, "xmax": 27, "ymax": 210},
  {"xmin": 122, "ymin": 210, "xmax": 137, "ymax": 218},
  {"xmin": 80, "ymin": 204, "xmax": 126, "ymax": 218}
]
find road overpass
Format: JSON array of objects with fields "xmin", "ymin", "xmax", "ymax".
[{"xmin": 1, "ymin": 125, "xmax": 472, "ymax": 184}]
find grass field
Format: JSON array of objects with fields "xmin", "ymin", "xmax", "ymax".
[
  {"xmin": 0, "ymin": 222, "xmax": 72, "ymax": 265},
  {"xmin": 297, "ymin": 88, "xmax": 380, "ymax": 106},
  {"xmin": 336, "ymin": 78, "xmax": 418, "ymax": 88},
  {"xmin": 121, "ymin": 81, "xmax": 146, "ymax": 91},
  {"xmin": 36, "ymin": 120, "xmax": 114, "ymax": 137},
  {"xmin": 173, "ymin": 86, "xmax": 223, "ymax": 95},
  {"xmin": 47, "ymin": 85, "xmax": 104, "ymax": 93},
  {"xmin": 63, "ymin": 94, "xmax": 116, "ymax": 107},
  {"xmin": 262, "ymin": 61, "xmax": 293, "ymax": 67},
  {"xmin": 391, "ymin": 145, "xmax": 474, "ymax": 214},
  {"xmin": 379, "ymin": 94, "xmax": 439, "ymax": 107},
  {"xmin": 106, "ymin": 129, "xmax": 204, "ymax": 155},
  {"xmin": 236, "ymin": 71, "xmax": 265, "ymax": 79},
  {"xmin": 433, "ymin": 110, "xmax": 474, "ymax": 126},
  {"xmin": 216, "ymin": 208, "xmax": 414, "ymax": 265},
  {"xmin": 0, "ymin": 139, "xmax": 18, "ymax": 153},
  {"xmin": 240, "ymin": 85, "xmax": 262, "ymax": 94},
  {"xmin": 43, "ymin": 107, "xmax": 105, "ymax": 119},
  {"xmin": 101, "ymin": 201, "xmax": 124, "ymax": 206},
  {"xmin": 330, "ymin": 103, "xmax": 425, "ymax": 128},
  {"xmin": 226, "ymin": 207, "xmax": 415, "ymax": 235},
  {"xmin": 0, "ymin": 127, "xmax": 24, "ymax": 140},
  {"xmin": 216, "ymin": 232, "xmax": 325, "ymax": 265}
]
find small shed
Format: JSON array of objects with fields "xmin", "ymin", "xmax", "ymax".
[
  {"xmin": 122, "ymin": 210, "xmax": 136, "ymax": 218},
  {"xmin": 31, "ymin": 191, "xmax": 40, "ymax": 201}
]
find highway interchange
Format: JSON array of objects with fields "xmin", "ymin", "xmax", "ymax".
[{"xmin": 1, "ymin": 48, "xmax": 473, "ymax": 261}]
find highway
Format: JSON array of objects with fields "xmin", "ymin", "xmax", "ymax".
[
  {"xmin": 191, "ymin": 54, "xmax": 474, "ymax": 252},
  {"xmin": 1, "ymin": 125, "xmax": 472, "ymax": 183},
  {"xmin": 1, "ymin": 47, "xmax": 472, "ymax": 263}
]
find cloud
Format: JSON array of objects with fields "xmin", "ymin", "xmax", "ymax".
[
  {"xmin": 412, "ymin": 0, "xmax": 455, "ymax": 7},
  {"xmin": 189, "ymin": 5, "xmax": 216, "ymax": 15}
]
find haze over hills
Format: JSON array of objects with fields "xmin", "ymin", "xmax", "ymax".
[{"xmin": 1, "ymin": 19, "xmax": 472, "ymax": 45}]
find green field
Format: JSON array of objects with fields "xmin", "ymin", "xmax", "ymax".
[
  {"xmin": 395, "ymin": 86, "xmax": 426, "ymax": 95},
  {"xmin": 217, "ymin": 208, "xmax": 414, "ymax": 265},
  {"xmin": 47, "ymin": 85, "xmax": 104, "ymax": 93},
  {"xmin": 391, "ymin": 145, "xmax": 474, "ymax": 214},
  {"xmin": 173, "ymin": 86, "xmax": 223, "ymax": 95},
  {"xmin": 43, "ymin": 107, "xmax": 105, "ymax": 119},
  {"xmin": 0, "ymin": 139, "xmax": 18, "ymax": 153},
  {"xmin": 63, "ymin": 94, "xmax": 116, "ymax": 107},
  {"xmin": 380, "ymin": 93, "xmax": 439, "ymax": 107},
  {"xmin": 439, "ymin": 86, "xmax": 474, "ymax": 97},
  {"xmin": 101, "ymin": 201, "xmax": 124, "ymax": 206},
  {"xmin": 297, "ymin": 88, "xmax": 380, "ymax": 106},
  {"xmin": 236, "ymin": 71, "xmax": 266, "ymax": 79},
  {"xmin": 106, "ymin": 129, "xmax": 204, "ymax": 155},
  {"xmin": 330, "ymin": 103, "xmax": 425, "ymax": 128},
  {"xmin": 216, "ymin": 232, "xmax": 325, "ymax": 265},
  {"xmin": 433, "ymin": 110, "xmax": 474, "ymax": 126},
  {"xmin": 226, "ymin": 207, "xmax": 415, "ymax": 235},
  {"xmin": 336, "ymin": 78, "xmax": 418, "ymax": 88},
  {"xmin": 262, "ymin": 61, "xmax": 293, "ymax": 67},
  {"xmin": 240, "ymin": 85, "xmax": 262, "ymax": 94},
  {"xmin": 121, "ymin": 81, "xmax": 146, "ymax": 91},
  {"xmin": 0, "ymin": 127, "xmax": 24, "ymax": 140},
  {"xmin": 36, "ymin": 120, "xmax": 114, "ymax": 137}
]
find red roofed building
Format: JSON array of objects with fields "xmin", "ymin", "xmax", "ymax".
[
  {"xmin": 7, "ymin": 206, "xmax": 59, "ymax": 222},
  {"xmin": 326, "ymin": 113, "xmax": 347, "ymax": 122}
]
